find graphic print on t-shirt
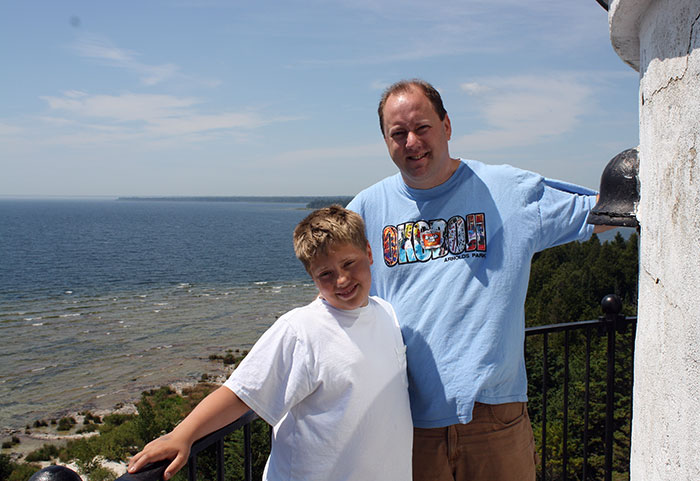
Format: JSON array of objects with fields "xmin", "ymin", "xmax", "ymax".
[{"xmin": 382, "ymin": 213, "xmax": 487, "ymax": 267}]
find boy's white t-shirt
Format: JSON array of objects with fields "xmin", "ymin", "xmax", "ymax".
[{"xmin": 224, "ymin": 296, "xmax": 412, "ymax": 481}]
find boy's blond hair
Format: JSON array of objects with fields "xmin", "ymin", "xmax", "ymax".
[{"xmin": 293, "ymin": 205, "xmax": 369, "ymax": 273}]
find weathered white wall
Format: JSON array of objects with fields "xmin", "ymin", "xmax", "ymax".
[{"xmin": 610, "ymin": 0, "xmax": 700, "ymax": 479}]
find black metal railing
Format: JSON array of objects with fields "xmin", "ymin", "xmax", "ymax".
[
  {"xmin": 33, "ymin": 295, "xmax": 636, "ymax": 481},
  {"xmin": 526, "ymin": 294, "xmax": 636, "ymax": 481},
  {"xmin": 186, "ymin": 410, "xmax": 263, "ymax": 481}
]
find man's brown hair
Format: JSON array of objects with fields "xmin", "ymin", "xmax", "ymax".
[
  {"xmin": 377, "ymin": 79, "xmax": 448, "ymax": 136},
  {"xmin": 293, "ymin": 205, "xmax": 368, "ymax": 273}
]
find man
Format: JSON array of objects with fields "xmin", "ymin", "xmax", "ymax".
[{"xmin": 347, "ymin": 79, "xmax": 608, "ymax": 481}]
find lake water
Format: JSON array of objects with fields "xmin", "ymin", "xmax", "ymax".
[{"xmin": 0, "ymin": 199, "xmax": 319, "ymax": 430}]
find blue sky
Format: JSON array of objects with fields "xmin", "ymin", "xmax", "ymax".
[{"xmin": 1, "ymin": 0, "xmax": 640, "ymax": 197}]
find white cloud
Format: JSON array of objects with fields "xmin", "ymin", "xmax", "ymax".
[
  {"xmin": 147, "ymin": 112, "xmax": 271, "ymax": 136},
  {"xmin": 370, "ymin": 80, "xmax": 390, "ymax": 91},
  {"xmin": 460, "ymin": 82, "xmax": 490, "ymax": 95},
  {"xmin": 259, "ymin": 141, "xmax": 398, "ymax": 195},
  {"xmin": 35, "ymin": 116, "xmax": 80, "ymax": 127},
  {"xmin": 451, "ymin": 74, "xmax": 593, "ymax": 153},
  {"xmin": 275, "ymin": 142, "xmax": 385, "ymax": 164},
  {"xmin": 73, "ymin": 36, "xmax": 137, "ymax": 63},
  {"xmin": 140, "ymin": 64, "xmax": 181, "ymax": 86},
  {"xmin": 70, "ymin": 34, "xmax": 211, "ymax": 87},
  {"xmin": 0, "ymin": 122, "xmax": 23, "ymax": 136},
  {"xmin": 42, "ymin": 92, "xmax": 199, "ymax": 122},
  {"xmin": 291, "ymin": 0, "xmax": 599, "ymax": 68},
  {"xmin": 37, "ymin": 92, "xmax": 291, "ymax": 145}
]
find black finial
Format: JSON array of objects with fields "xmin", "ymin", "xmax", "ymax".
[
  {"xmin": 29, "ymin": 466, "xmax": 82, "ymax": 481},
  {"xmin": 601, "ymin": 294, "xmax": 623, "ymax": 315}
]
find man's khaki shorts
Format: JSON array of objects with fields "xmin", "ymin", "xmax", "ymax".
[{"xmin": 412, "ymin": 402, "xmax": 537, "ymax": 481}]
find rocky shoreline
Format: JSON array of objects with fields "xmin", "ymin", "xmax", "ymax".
[
  {"xmin": 0, "ymin": 372, "xmax": 231, "ymax": 479},
  {"xmin": 0, "ymin": 404, "xmax": 136, "ymax": 470}
]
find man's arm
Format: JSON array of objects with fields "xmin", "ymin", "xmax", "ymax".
[{"xmin": 127, "ymin": 386, "xmax": 250, "ymax": 480}]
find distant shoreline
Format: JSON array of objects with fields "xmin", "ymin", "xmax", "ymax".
[{"xmin": 117, "ymin": 195, "xmax": 353, "ymax": 207}]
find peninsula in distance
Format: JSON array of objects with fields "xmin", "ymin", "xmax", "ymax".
[{"xmin": 117, "ymin": 196, "xmax": 353, "ymax": 208}]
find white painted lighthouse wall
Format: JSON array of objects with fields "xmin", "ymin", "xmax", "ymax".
[{"xmin": 610, "ymin": 0, "xmax": 700, "ymax": 479}]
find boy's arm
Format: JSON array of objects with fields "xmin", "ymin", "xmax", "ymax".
[{"xmin": 127, "ymin": 386, "xmax": 250, "ymax": 480}]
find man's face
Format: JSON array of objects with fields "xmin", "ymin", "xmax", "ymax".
[{"xmin": 381, "ymin": 87, "xmax": 455, "ymax": 190}]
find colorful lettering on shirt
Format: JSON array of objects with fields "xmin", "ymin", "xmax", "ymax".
[
  {"xmin": 382, "ymin": 226, "xmax": 399, "ymax": 266},
  {"xmin": 382, "ymin": 213, "xmax": 487, "ymax": 267}
]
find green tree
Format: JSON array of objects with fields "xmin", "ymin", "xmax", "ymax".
[
  {"xmin": 525, "ymin": 232, "xmax": 638, "ymax": 480},
  {"xmin": 135, "ymin": 387, "xmax": 188, "ymax": 442},
  {"xmin": 0, "ymin": 453, "xmax": 13, "ymax": 481},
  {"xmin": 6, "ymin": 462, "xmax": 41, "ymax": 481}
]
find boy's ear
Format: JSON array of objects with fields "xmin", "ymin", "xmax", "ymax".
[{"xmin": 366, "ymin": 241, "xmax": 373, "ymax": 265}]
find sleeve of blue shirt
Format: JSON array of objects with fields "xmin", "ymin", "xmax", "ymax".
[{"xmin": 536, "ymin": 178, "xmax": 597, "ymax": 253}]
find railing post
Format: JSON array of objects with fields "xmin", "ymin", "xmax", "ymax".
[
  {"xmin": 601, "ymin": 294, "xmax": 622, "ymax": 481},
  {"xmin": 244, "ymin": 422, "xmax": 253, "ymax": 481},
  {"xmin": 188, "ymin": 455, "xmax": 197, "ymax": 481},
  {"xmin": 541, "ymin": 333, "xmax": 548, "ymax": 481},
  {"xmin": 217, "ymin": 439, "xmax": 224, "ymax": 481},
  {"xmin": 562, "ymin": 330, "xmax": 569, "ymax": 481},
  {"xmin": 582, "ymin": 327, "xmax": 592, "ymax": 481}
]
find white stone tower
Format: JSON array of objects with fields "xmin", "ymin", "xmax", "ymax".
[{"xmin": 608, "ymin": 0, "xmax": 700, "ymax": 479}]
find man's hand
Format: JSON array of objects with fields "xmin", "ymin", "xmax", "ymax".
[
  {"xmin": 593, "ymin": 224, "xmax": 615, "ymax": 234},
  {"xmin": 591, "ymin": 195, "xmax": 617, "ymax": 234}
]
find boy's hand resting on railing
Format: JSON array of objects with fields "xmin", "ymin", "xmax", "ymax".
[
  {"xmin": 127, "ymin": 386, "xmax": 250, "ymax": 480},
  {"xmin": 127, "ymin": 432, "xmax": 192, "ymax": 480}
]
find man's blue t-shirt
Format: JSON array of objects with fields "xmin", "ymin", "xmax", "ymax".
[{"xmin": 347, "ymin": 159, "xmax": 596, "ymax": 428}]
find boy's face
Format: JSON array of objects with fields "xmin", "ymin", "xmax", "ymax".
[{"xmin": 308, "ymin": 242, "xmax": 373, "ymax": 311}]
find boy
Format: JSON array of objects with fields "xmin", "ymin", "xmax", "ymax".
[{"xmin": 127, "ymin": 205, "xmax": 412, "ymax": 480}]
